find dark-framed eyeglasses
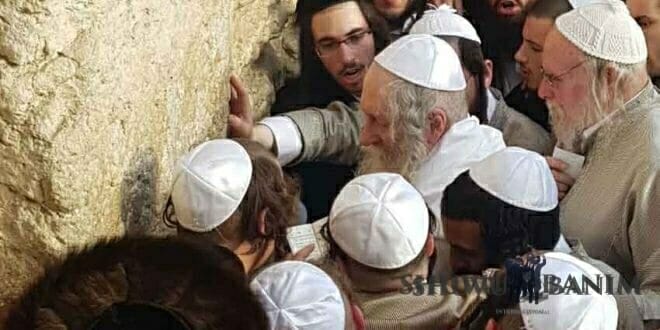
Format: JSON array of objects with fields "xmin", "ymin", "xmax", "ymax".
[
  {"xmin": 315, "ymin": 29, "xmax": 372, "ymax": 58},
  {"xmin": 540, "ymin": 60, "xmax": 587, "ymax": 87}
]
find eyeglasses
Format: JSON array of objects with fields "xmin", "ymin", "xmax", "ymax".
[
  {"xmin": 540, "ymin": 60, "xmax": 587, "ymax": 87},
  {"xmin": 315, "ymin": 29, "xmax": 372, "ymax": 58}
]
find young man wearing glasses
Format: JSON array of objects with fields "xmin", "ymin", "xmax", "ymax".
[{"xmin": 230, "ymin": 0, "xmax": 389, "ymax": 220}]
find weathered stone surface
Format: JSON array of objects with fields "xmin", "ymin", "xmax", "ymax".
[{"xmin": 0, "ymin": 0, "xmax": 299, "ymax": 310}]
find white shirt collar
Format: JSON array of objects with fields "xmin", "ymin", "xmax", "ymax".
[
  {"xmin": 486, "ymin": 89, "xmax": 497, "ymax": 122},
  {"xmin": 412, "ymin": 117, "xmax": 506, "ymax": 236}
]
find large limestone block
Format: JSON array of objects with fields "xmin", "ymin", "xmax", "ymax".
[{"xmin": 0, "ymin": 0, "xmax": 298, "ymax": 311}]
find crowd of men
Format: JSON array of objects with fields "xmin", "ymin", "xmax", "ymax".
[{"xmin": 4, "ymin": 0, "xmax": 660, "ymax": 329}]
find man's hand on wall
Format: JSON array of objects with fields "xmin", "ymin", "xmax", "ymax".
[
  {"xmin": 227, "ymin": 75, "xmax": 275, "ymax": 151},
  {"xmin": 228, "ymin": 75, "xmax": 255, "ymax": 139}
]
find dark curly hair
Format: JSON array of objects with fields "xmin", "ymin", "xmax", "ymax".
[{"xmin": 441, "ymin": 171, "xmax": 560, "ymax": 267}]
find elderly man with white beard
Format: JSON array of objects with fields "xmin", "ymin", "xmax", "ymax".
[
  {"xmin": 229, "ymin": 34, "xmax": 505, "ymax": 226},
  {"xmin": 539, "ymin": 2, "xmax": 660, "ymax": 326}
]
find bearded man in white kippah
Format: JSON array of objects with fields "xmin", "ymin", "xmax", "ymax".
[
  {"xmin": 537, "ymin": 2, "xmax": 660, "ymax": 326},
  {"xmin": 229, "ymin": 34, "xmax": 505, "ymax": 225}
]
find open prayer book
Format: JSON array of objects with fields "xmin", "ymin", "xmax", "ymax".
[{"xmin": 286, "ymin": 218, "xmax": 329, "ymax": 261}]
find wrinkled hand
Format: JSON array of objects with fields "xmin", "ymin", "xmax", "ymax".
[
  {"xmin": 284, "ymin": 244, "xmax": 315, "ymax": 261},
  {"xmin": 228, "ymin": 75, "xmax": 254, "ymax": 139},
  {"xmin": 545, "ymin": 157, "xmax": 575, "ymax": 201}
]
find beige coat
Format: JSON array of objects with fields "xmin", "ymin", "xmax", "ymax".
[
  {"xmin": 488, "ymin": 90, "xmax": 553, "ymax": 155},
  {"xmin": 282, "ymin": 96, "xmax": 552, "ymax": 167},
  {"xmin": 560, "ymin": 83, "xmax": 660, "ymax": 324},
  {"xmin": 356, "ymin": 284, "xmax": 484, "ymax": 330}
]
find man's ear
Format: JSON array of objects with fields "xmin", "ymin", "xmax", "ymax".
[
  {"xmin": 257, "ymin": 209, "xmax": 268, "ymax": 236},
  {"xmin": 424, "ymin": 233, "xmax": 435, "ymax": 257},
  {"xmin": 483, "ymin": 59, "xmax": 494, "ymax": 89},
  {"xmin": 485, "ymin": 318, "xmax": 500, "ymax": 330},
  {"xmin": 351, "ymin": 304, "xmax": 366, "ymax": 330},
  {"xmin": 426, "ymin": 109, "xmax": 448, "ymax": 147}
]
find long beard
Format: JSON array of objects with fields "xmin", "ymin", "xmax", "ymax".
[
  {"xmin": 357, "ymin": 127, "xmax": 429, "ymax": 182},
  {"xmin": 547, "ymin": 93, "xmax": 606, "ymax": 153},
  {"xmin": 547, "ymin": 102, "xmax": 584, "ymax": 152}
]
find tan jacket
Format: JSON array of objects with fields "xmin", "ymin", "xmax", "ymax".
[
  {"xmin": 282, "ymin": 96, "xmax": 551, "ymax": 167},
  {"xmin": 356, "ymin": 286, "xmax": 484, "ymax": 330},
  {"xmin": 283, "ymin": 101, "xmax": 362, "ymax": 166},
  {"xmin": 561, "ymin": 83, "xmax": 660, "ymax": 324},
  {"xmin": 489, "ymin": 90, "xmax": 553, "ymax": 155}
]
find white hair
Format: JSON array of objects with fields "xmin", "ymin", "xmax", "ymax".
[
  {"xmin": 548, "ymin": 53, "xmax": 647, "ymax": 152},
  {"xmin": 359, "ymin": 77, "xmax": 469, "ymax": 180}
]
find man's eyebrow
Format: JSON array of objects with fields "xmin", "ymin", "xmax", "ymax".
[
  {"xmin": 524, "ymin": 38, "xmax": 543, "ymax": 49},
  {"xmin": 316, "ymin": 27, "xmax": 367, "ymax": 43}
]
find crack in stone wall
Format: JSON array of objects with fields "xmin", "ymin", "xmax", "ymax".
[{"xmin": 0, "ymin": 0, "xmax": 299, "ymax": 313}]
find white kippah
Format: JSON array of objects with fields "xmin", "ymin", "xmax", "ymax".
[
  {"xmin": 329, "ymin": 173, "xmax": 430, "ymax": 269},
  {"xmin": 568, "ymin": 0, "xmax": 604, "ymax": 8},
  {"xmin": 556, "ymin": 1, "xmax": 647, "ymax": 64},
  {"xmin": 521, "ymin": 252, "xmax": 618, "ymax": 330},
  {"xmin": 170, "ymin": 139, "xmax": 252, "ymax": 232},
  {"xmin": 250, "ymin": 261, "xmax": 345, "ymax": 330},
  {"xmin": 374, "ymin": 34, "xmax": 466, "ymax": 91},
  {"xmin": 469, "ymin": 147, "xmax": 558, "ymax": 212},
  {"xmin": 410, "ymin": 7, "xmax": 481, "ymax": 44}
]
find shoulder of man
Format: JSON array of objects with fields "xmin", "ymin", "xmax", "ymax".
[
  {"xmin": 490, "ymin": 94, "xmax": 552, "ymax": 155},
  {"xmin": 357, "ymin": 287, "xmax": 485, "ymax": 330}
]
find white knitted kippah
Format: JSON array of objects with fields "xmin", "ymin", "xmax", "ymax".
[
  {"xmin": 409, "ymin": 6, "xmax": 481, "ymax": 44},
  {"xmin": 556, "ymin": 1, "xmax": 647, "ymax": 64}
]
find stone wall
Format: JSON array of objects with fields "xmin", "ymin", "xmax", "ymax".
[{"xmin": 0, "ymin": 0, "xmax": 298, "ymax": 311}]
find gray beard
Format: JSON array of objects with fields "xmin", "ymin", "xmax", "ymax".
[
  {"xmin": 357, "ymin": 135, "xmax": 429, "ymax": 182},
  {"xmin": 548, "ymin": 102, "xmax": 584, "ymax": 153}
]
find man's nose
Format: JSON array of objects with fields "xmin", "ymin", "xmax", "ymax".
[
  {"xmin": 514, "ymin": 45, "xmax": 526, "ymax": 64},
  {"xmin": 538, "ymin": 79, "xmax": 552, "ymax": 100},
  {"xmin": 337, "ymin": 43, "xmax": 356, "ymax": 64}
]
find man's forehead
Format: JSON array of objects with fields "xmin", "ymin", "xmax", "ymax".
[
  {"xmin": 443, "ymin": 218, "xmax": 482, "ymax": 247},
  {"xmin": 627, "ymin": 0, "xmax": 659, "ymax": 16},
  {"xmin": 312, "ymin": 2, "xmax": 369, "ymax": 41},
  {"xmin": 361, "ymin": 65, "xmax": 394, "ymax": 114},
  {"xmin": 542, "ymin": 28, "xmax": 582, "ymax": 71},
  {"xmin": 523, "ymin": 17, "xmax": 554, "ymax": 46}
]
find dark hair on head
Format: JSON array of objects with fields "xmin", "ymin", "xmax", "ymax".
[
  {"xmin": 392, "ymin": 0, "xmax": 428, "ymax": 33},
  {"xmin": 163, "ymin": 138, "xmax": 299, "ymax": 264},
  {"xmin": 528, "ymin": 0, "xmax": 573, "ymax": 20},
  {"xmin": 441, "ymin": 172, "xmax": 560, "ymax": 266},
  {"xmin": 456, "ymin": 37, "xmax": 489, "ymax": 122},
  {"xmin": 294, "ymin": 0, "xmax": 390, "ymax": 107},
  {"xmin": 435, "ymin": 35, "xmax": 489, "ymax": 122},
  {"xmin": 6, "ymin": 237, "xmax": 268, "ymax": 330}
]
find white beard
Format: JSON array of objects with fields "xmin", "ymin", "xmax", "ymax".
[
  {"xmin": 358, "ymin": 128, "xmax": 429, "ymax": 182},
  {"xmin": 547, "ymin": 92, "xmax": 607, "ymax": 153},
  {"xmin": 548, "ymin": 102, "xmax": 584, "ymax": 152}
]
